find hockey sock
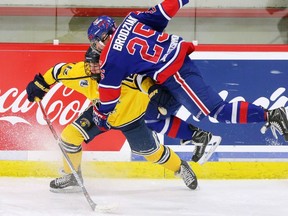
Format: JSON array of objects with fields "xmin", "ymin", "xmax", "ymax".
[
  {"xmin": 63, "ymin": 150, "xmax": 82, "ymax": 174},
  {"xmin": 144, "ymin": 144, "xmax": 181, "ymax": 172},
  {"xmin": 146, "ymin": 116, "xmax": 194, "ymax": 140},
  {"xmin": 60, "ymin": 124, "xmax": 84, "ymax": 174},
  {"xmin": 211, "ymin": 101, "xmax": 266, "ymax": 123}
]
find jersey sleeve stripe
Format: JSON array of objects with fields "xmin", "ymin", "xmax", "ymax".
[
  {"xmin": 98, "ymin": 83, "xmax": 121, "ymax": 89},
  {"xmin": 98, "ymin": 87, "xmax": 121, "ymax": 103},
  {"xmin": 158, "ymin": 4, "xmax": 171, "ymax": 20},
  {"xmin": 100, "ymin": 97, "xmax": 119, "ymax": 105},
  {"xmin": 52, "ymin": 63, "xmax": 66, "ymax": 81},
  {"xmin": 160, "ymin": 0, "xmax": 188, "ymax": 19}
]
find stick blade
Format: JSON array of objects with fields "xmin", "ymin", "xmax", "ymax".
[{"xmin": 95, "ymin": 203, "xmax": 119, "ymax": 213}]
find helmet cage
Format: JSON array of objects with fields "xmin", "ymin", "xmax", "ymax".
[
  {"xmin": 84, "ymin": 62, "xmax": 101, "ymax": 82},
  {"xmin": 90, "ymin": 35, "xmax": 106, "ymax": 52},
  {"xmin": 84, "ymin": 47, "xmax": 101, "ymax": 82}
]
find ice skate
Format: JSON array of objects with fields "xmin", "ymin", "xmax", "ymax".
[
  {"xmin": 194, "ymin": 135, "xmax": 222, "ymax": 165},
  {"xmin": 175, "ymin": 160, "xmax": 198, "ymax": 190},
  {"xmin": 181, "ymin": 125, "xmax": 221, "ymax": 164},
  {"xmin": 50, "ymin": 170, "xmax": 83, "ymax": 193},
  {"xmin": 260, "ymin": 107, "xmax": 288, "ymax": 141}
]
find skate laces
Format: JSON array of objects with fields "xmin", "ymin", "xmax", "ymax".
[
  {"xmin": 175, "ymin": 161, "xmax": 198, "ymax": 190},
  {"xmin": 270, "ymin": 122, "xmax": 282, "ymax": 139},
  {"xmin": 180, "ymin": 163, "xmax": 195, "ymax": 186},
  {"xmin": 55, "ymin": 174, "xmax": 73, "ymax": 186},
  {"xmin": 262, "ymin": 121, "xmax": 283, "ymax": 140},
  {"xmin": 268, "ymin": 108, "xmax": 287, "ymax": 139}
]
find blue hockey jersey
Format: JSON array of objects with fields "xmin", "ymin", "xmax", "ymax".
[{"xmin": 98, "ymin": 0, "xmax": 194, "ymax": 114}]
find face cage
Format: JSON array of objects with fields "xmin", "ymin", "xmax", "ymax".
[
  {"xmin": 84, "ymin": 62, "xmax": 101, "ymax": 82},
  {"xmin": 90, "ymin": 31, "xmax": 111, "ymax": 52}
]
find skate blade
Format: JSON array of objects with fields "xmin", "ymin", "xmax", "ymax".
[
  {"xmin": 95, "ymin": 203, "xmax": 119, "ymax": 213},
  {"xmin": 49, "ymin": 186, "xmax": 82, "ymax": 193},
  {"xmin": 198, "ymin": 135, "xmax": 222, "ymax": 165}
]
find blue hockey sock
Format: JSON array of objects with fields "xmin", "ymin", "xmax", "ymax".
[{"xmin": 211, "ymin": 101, "xmax": 266, "ymax": 123}]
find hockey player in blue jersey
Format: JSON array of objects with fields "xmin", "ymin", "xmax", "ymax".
[{"xmin": 88, "ymin": 0, "xmax": 288, "ymax": 143}]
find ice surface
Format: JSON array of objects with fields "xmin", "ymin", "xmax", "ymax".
[{"xmin": 0, "ymin": 177, "xmax": 287, "ymax": 216}]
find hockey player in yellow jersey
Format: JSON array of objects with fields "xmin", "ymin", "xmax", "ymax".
[{"xmin": 26, "ymin": 48, "xmax": 221, "ymax": 192}]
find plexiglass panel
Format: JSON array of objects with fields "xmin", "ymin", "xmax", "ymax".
[{"xmin": 0, "ymin": 0, "xmax": 287, "ymax": 44}]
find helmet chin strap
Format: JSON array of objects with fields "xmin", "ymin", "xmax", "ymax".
[
  {"xmin": 92, "ymin": 73, "xmax": 101, "ymax": 83},
  {"xmin": 99, "ymin": 41, "xmax": 105, "ymax": 47}
]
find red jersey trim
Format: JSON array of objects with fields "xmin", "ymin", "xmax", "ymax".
[
  {"xmin": 99, "ymin": 87, "xmax": 121, "ymax": 104},
  {"xmin": 155, "ymin": 41, "xmax": 195, "ymax": 84}
]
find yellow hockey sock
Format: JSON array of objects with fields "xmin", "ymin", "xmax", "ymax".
[
  {"xmin": 60, "ymin": 124, "xmax": 84, "ymax": 174},
  {"xmin": 144, "ymin": 144, "xmax": 181, "ymax": 172}
]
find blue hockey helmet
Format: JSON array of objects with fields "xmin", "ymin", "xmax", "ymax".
[{"xmin": 87, "ymin": 15, "xmax": 117, "ymax": 45}]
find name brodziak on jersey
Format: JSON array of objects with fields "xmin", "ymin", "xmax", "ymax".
[
  {"xmin": 113, "ymin": 16, "xmax": 137, "ymax": 52},
  {"xmin": 98, "ymin": 0, "xmax": 194, "ymax": 115}
]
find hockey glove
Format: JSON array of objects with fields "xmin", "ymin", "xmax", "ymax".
[
  {"xmin": 148, "ymin": 84, "xmax": 175, "ymax": 116},
  {"xmin": 92, "ymin": 105, "xmax": 111, "ymax": 131},
  {"xmin": 26, "ymin": 73, "xmax": 50, "ymax": 102}
]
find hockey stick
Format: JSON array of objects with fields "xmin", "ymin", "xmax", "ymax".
[{"xmin": 37, "ymin": 101, "xmax": 97, "ymax": 211}]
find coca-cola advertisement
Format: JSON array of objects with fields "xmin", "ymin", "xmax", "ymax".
[{"xmin": 0, "ymin": 44, "xmax": 127, "ymax": 160}]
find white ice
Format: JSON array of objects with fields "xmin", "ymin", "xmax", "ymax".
[{"xmin": 0, "ymin": 177, "xmax": 287, "ymax": 216}]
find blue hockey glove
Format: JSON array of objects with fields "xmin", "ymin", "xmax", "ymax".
[
  {"xmin": 92, "ymin": 105, "xmax": 111, "ymax": 131},
  {"xmin": 148, "ymin": 84, "xmax": 176, "ymax": 116},
  {"xmin": 26, "ymin": 73, "xmax": 50, "ymax": 102}
]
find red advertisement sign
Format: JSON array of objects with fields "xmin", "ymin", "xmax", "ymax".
[{"xmin": 0, "ymin": 43, "xmax": 126, "ymax": 151}]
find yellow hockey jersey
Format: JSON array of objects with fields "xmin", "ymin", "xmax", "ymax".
[{"xmin": 42, "ymin": 61, "xmax": 152, "ymax": 128}]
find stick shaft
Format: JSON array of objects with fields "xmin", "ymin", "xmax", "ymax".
[{"xmin": 38, "ymin": 101, "xmax": 96, "ymax": 211}]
